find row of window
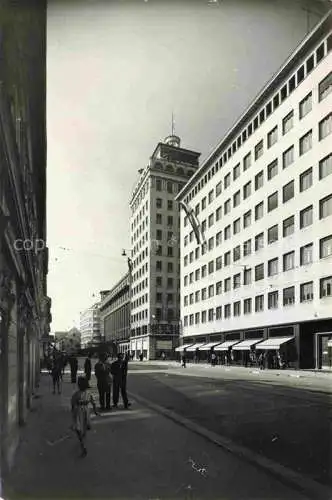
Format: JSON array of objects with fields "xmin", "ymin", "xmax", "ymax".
[
  {"xmin": 131, "ymin": 307, "xmax": 176, "ymax": 323},
  {"xmin": 184, "ymin": 144, "xmax": 332, "ymax": 248},
  {"xmin": 184, "ymin": 235, "xmax": 332, "ymax": 291},
  {"xmin": 184, "ymin": 192, "xmax": 332, "ymax": 269},
  {"xmin": 182, "ymin": 34, "xmax": 331, "ymax": 206},
  {"xmin": 183, "ymin": 276, "xmax": 332, "ymax": 326}
]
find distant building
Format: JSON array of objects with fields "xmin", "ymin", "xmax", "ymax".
[
  {"xmin": 129, "ymin": 135, "xmax": 200, "ymax": 359},
  {"xmin": 99, "ymin": 272, "xmax": 130, "ymax": 354},
  {"xmin": 54, "ymin": 328, "xmax": 81, "ymax": 352},
  {"xmin": 80, "ymin": 303, "xmax": 101, "ymax": 348},
  {"xmin": 176, "ymin": 13, "xmax": 332, "ymax": 369}
]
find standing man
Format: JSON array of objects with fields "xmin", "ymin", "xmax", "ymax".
[
  {"xmin": 111, "ymin": 353, "xmax": 130, "ymax": 409},
  {"xmin": 84, "ymin": 353, "xmax": 92, "ymax": 387},
  {"xmin": 94, "ymin": 353, "xmax": 112, "ymax": 411},
  {"xmin": 69, "ymin": 354, "xmax": 78, "ymax": 384}
]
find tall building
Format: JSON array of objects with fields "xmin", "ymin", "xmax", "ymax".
[
  {"xmin": 54, "ymin": 328, "xmax": 81, "ymax": 352},
  {"xmin": 99, "ymin": 272, "xmax": 131, "ymax": 354},
  {"xmin": 129, "ymin": 135, "xmax": 200, "ymax": 360},
  {"xmin": 176, "ymin": 12, "xmax": 332, "ymax": 370},
  {"xmin": 80, "ymin": 303, "xmax": 101, "ymax": 348},
  {"xmin": 0, "ymin": 0, "xmax": 49, "ymax": 486}
]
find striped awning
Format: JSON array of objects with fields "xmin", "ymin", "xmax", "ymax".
[
  {"xmin": 186, "ymin": 343, "xmax": 207, "ymax": 352},
  {"xmin": 175, "ymin": 344, "xmax": 193, "ymax": 352},
  {"xmin": 214, "ymin": 340, "xmax": 241, "ymax": 351},
  {"xmin": 199, "ymin": 342, "xmax": 223, "ymax": 351},
  {"xmin": 232, "ymin": 339, "xmax": 264, "ymax": 351},
  {"xmin": 255, "ymin": 337, "xmax": 294, "ymax": 350}
]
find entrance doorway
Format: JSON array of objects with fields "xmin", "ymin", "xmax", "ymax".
[{"xmin": 314, "ymin": 332, "xmax": 332, "ymax": 369}]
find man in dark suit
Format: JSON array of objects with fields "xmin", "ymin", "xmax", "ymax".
[
  {"xmin": 94, "ymin": 353, "xmax": 112, "ymax": 410},
  {"xmin": 111, "ymin": 353, "xmax": 131, "ymax": 409}
]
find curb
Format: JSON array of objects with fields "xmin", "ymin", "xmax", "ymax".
[{"xmin": 129, "ymin": 391, "xmax": 331, "ymax": 500}]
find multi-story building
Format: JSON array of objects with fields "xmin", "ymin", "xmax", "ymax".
[
  {"xmin": 99, "ymin": 273, "xmax": 131, "ymax": 354},
  {"xmin": 80, "ymin": 303, "xmax": 101, "ymax": 348},
  {"xmin": 129, "ymin": 135, "xmax": 200, "ymax": 359},
  {"xmin": 54, "ymin": 328, "xmax": 81, "ymax": 352},
  {"xmin": 176, "ymin": 12, "xmax": 332, "ymax": 370}
]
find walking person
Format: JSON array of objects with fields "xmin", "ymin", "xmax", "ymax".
[
  {"xmin": 71, "ymin": 376, "xmax": 100, "ymax": 457},
  {"xmin": 51, "ymin": 354, "xmax": 62, "ymax": 394},
  {"xmin": 211, "ymin": 352, "xmax": 216, "ymax": 367},
  {"xmin": 111, "ymin": 353, "xmax": 131, "ymax": 409},
  {"xmin": 181, "ymin": 353, "xmax": 187, "ymax": 368},
  {"xmin": 69, "ymin": 354, "xmax": 78, "ymax": 384},
  {"xmin": 84, "ymin": 353, "xmax": 92, "ymax": 387},
  {"xmin": 94, "ymin": 353, "xmax": 112, "ymax": 411}
]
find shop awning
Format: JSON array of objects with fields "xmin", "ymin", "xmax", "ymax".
[
  {"xmin": 175, "ymin": 344, "xmax": 193, "ymax": 352},
  {"xmin": 214, "ymin": 340, "xmax": 241, "ymax": 351},
  {"xmin": 232, "ymin": 339, "xmax": 263, "ymax": 351},
  {"xmin": 199, "ymin": 342, "xmax": 223, "ymax": 351},
  {"xmin": 186, "ymin": 343, "xmax": 207, "ymax": 352},
  {"xmin": 255, "ymin": 336, "xmax": 294, "ymax": 350}
]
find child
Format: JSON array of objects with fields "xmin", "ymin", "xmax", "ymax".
[{"xmin": 71, "ymin": 376, "xmax": 99, "ymax": 457}]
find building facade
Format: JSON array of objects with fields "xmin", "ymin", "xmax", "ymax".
[
  {"xmin": 99, "ymin": 273, "xmax": 130, "ymax": 354},
  {"xmin": 54, "ymin": 328, "xmax": 81, "ymax": 353},
  {"xmin": 177, "ymin": 13, "xmax": 332, "ymax": 370},
  {"xmin": 0, "ymin": 0, "xmax": 50, "ymax": 489},
  {"xmin": 129, "ymin": 135, "xmax": 200, "ymax": 359},
  {"xmin": 80, "ymin": 303, "xmax": 101, "ymax": 348}
]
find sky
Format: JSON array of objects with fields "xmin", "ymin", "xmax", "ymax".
[{"xmin": 46, "ymin": 0, "xmax": 329, "ymax": 332}]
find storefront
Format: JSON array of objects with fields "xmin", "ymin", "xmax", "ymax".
[
  {"xmin": 214, "ymin": 340, "xmax": 241, "ymax": 364},
  {"xmin": 314, "ymin": 332, "xmax": 332, "ymax": 369}
]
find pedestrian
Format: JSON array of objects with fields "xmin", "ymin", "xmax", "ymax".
[
  {"xmin": 84, "ymin": 353, "xmax": 92, "ymax": 387},
  {"xmin": 211, "ymin": 352, "xmax": 216, "ymax": 367},
  {"xmin": 69, "ymin": 354, "xmax": 78, "ymax": 384},
  {"xmin": 161, "ymin": 352, "xmax": 166, "ymax": 361},
  {"xmin": 181, "ymin": 353, "xmax": 186, "ymax": 368},
  {"xmin": 111, "ymin": 353, "xmax": 131, "ymax": 409},
  {"xmin": 71, "ymin": 376, "xmax": 99, "ymax": 457},
  {"xmin": 62, "ymin": 353, "xmax": 67, "ymax": 376},
  {"xmin": 51, "ymin": 354, "xmax": 62, "ymax": 394},
  {"xmin": 94, "ymin": 352, "xmax": 112, "ymax": 411}
]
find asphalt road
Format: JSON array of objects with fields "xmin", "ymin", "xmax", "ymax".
[{"xmin": 127, "ymin": 362, "xmax": 332, "ymax": 491}]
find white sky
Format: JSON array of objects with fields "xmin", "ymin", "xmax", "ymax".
[{"xmin": 46, "ymin": 0, "xmax": 326, "ymax": 332}]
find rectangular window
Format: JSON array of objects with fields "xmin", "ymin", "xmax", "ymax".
[
  {"xmin": 167, "ymin": 247, "xmax": 173, "ymax": 257},
  {"xmin": 320, "ymin": 276, "xmax": 332, "ymax": 298},
  {"xmin": 299, "ymin": 92, "xmax": 312, "ymax": 119},
  {"xmin": 255, "ymin": 295, "xmax": 264, "ymax": 312},
  {"xmin": 233, "ymin": 218, "xmax": 241, "ymax": 234},
  {"xmin": 208, "ymin": 284, "xmax": 214, "ymax": 297},
  {"xmin": 300, "ymin": 167, "xmax": 313, "ymax": 192},
  {"xmin": 233, "ymin": 245, "xmax": 241, "ymax": 261},
  {"xmin": 268, "ymin": 192, "xmax": 278, "ymax": 212},
  {"xmin": 156, "ymin": 213, "xmax": 162, "ymax": 224},
  {"xmin": 255, "ymin": 171, "xmax": 264, "ymax": 190},
  {"xmin": 224, "ymin": 225, "xmax": 231, "ymax": 240},
  {"xmin": 268, "ymin": 291, "xmax": 278, "ymax": 309},
  {"xmin": 319, "ymin": 113, "xmax": 332, "ymax": 141},
  {"xmin": 167, "ymin": 215, "xmax": 173, "ymax": 226},
  {"xmin": 208, "ymin": 309, "xmax": 214, "ymax": 322},
  {"xmin": 243, "ymin": 210, "xmax": 252, "ymax": 228},
  {"xmin": 283, "ymin": 215, "xmax": 294, "ymax": 237},
  {"xmin": 201, "ymin": 265, "xmax": 207, "ymax": 278},
  {"xmin": 283, "ymin": 251, "xmax": 295, "ymax": 271},
  {"xmin": 208, "ymin": 237, "xmax": 214, "ymax": 251},
  {"xmin": 283, "ymin": 286, "xmax": 295, "ymax": 306},
  {"xmin": 216, "ymin": 256, "xmax": 222, "ymax": 270},
  {"xmin": 243, "ymin": 181, "xmax": 252, "ymax": 199},
  {"xmin": 300, "ymin": 205, "xmax": 313, "ymax": 229},
  {"xmin": 195, "ymin": 269, "xmax": 200, "ymax": 281},
  {"xmin": 156, "ymin": 198, "xmax": 162, "ymax": 208},
  {"xmin": 300, "ymin": 281, "xmax": 313, "ymax": 302},
  {"xmin": 297, "ymin": 65, "xmax": 304, "ymax": 84},
  {"xmin": 255, "ymin": 263, "xmax": 264, "ymax": 281},
  {"xmin": 201, "ymin": 197, "xmax": 207, "ymax": 210},
  {"xmin": 268, "ymin": 258, "xmax": 278, "ymax": 276},
  {"xmin": 255, "ymin": 201, "xmax": 264, "ymax": 220},
  {"xmin": 233, "ymin": 273, "xmax": 241, "ymax": 289},
  {"xmin": 233, "ymin": 190, "xmax": 241, "ymax": 207},
  {"xmin": 167, "ymin": 181, "xmax": 173, "ymax": 194},
  {"xmin": 243, "ymin": 152, "xmax": 251, "ymax": 171},
  {"xmin": 216, "ymin": 181, "xmax": 222, "ymax": 197},
  {"xmin": 319, "ymin": 154, "xmax": 332, "ymax": 180},
  {"xmin": 156, "ymin": 179, "xmax": 162, "ymax": 191},
  {"xmin": 201, "ymin": 311, "xmax": 207, "ymax": 323},
  {"xmin": 283, "ymin": 111, "xmax": 294, "ymax": 135},
  {"xmin": 224, "ymin": 251, "xmax": 231, "ymax": 266},
  {"xmin": 224, "ymin": 173, "xmax": 231, "ymax": 189},
  {"xmin": 224, "ymin": 278, "xmax": 231, "ymax": 292},
  {"xmin": 167, "ymin": 262, "xmax": 173, "ymax": 272},
  {"xmin": 208, "ymin": 261, "xmax": 214, "ymax": 274},
  {"xmin": 167, "ymin": 200, "xmax": 173, "ymax": 210},
  {"xmin": 243, "ymin": 239, "xmax": 251, "ymax": 256},
  {"xmin": 208, "ymin": 190, "xmax": 214, "ymax": 204},
  {"xmin": 233, "ymin": 163, "xmax": 240, "ymax": 180},
  {"xmin": 216, "ymin": 231, "xmax": 222, "ymax": 246},
  {"xmin": 283, "ymin": 181, "xmax": 294, "ymax": 203},
  {"xmin": 320, "ymin": 194, "xmax": 332, "ymax": 219},
  {"xmin": 319, "ymin": 72, "xmax": 332, "ymax": 102},
  {"xmin": 202, "ymin": 288, "xmax": 207, "ymax": 300},
  {"xmin": 224, "ymin": 304, "xmax": 231, "ymax": 319},
  {"xmin": 268, "ymin": 224, "xmax": 278, "ymax": 244},
  {"xmin": 255, "ymin": 140, "xmax": 264, "ymax": 160},
  {"xmin": 216, "ymin": 306, "xmax": 222, "ymax": 320},
  {"xmin": 267, "ymin": 126, "xmax": 278, "ymax": 148},
  {"xmin": 283, "ymin": 146, "xmax": 294, "ymax": 169},
  {"xmin": 244, "ymin": 268, "xmax": 252, "ymax": 285},
  {"xmin": 255, "ymin": 233, "xmax": 264, "ymax": 251},
  {"xmin": 195, "ymin": 312, "xmax": 200, "ymax": 324},
  {"xmin": 267, "ymin": 159, "xmax": 278, "ymax": 181},
  {"xmin": 320, "ymin": 235, "xmax": 332, "ymax": 259},
  {"xmin": 216, "ymin": 206, "xmax": 222, "ymax": 221},
  {"xmin": 216, "ymin": 281, "xmax": 222, "ymax": 295},
  {"xmin": 299, "ymin": 130, "xmax": 312, "ymax": 156},
  {"xmin": 233, "ymin": 301, "xmax": 241, "ymax": 317},
  {"xmin": 208, "ymin": 214, "xmax": 214, "ymax": 228},
  {"xmin": 300, "ymin": 243, "xmax": 313, "ymax": 265},
  {"xmin": 224, "ymin": 199, "xmax": 231, "ymax": 214}
]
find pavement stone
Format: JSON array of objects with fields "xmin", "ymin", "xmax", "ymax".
[{"xmin": 4, "ymin": 372, "xmax": 313, "ymax": 500}]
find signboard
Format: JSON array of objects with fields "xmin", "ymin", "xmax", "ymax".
[{"xmin": 156, "ymin": 340, "xmax": 173, "ymax": 350}]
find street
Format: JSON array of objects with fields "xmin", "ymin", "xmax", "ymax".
[{"xmin": 5, "ymin": 360, "xmax": 331, "ymax": 500}]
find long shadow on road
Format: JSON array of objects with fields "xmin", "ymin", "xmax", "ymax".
[{"xmin": 128, "ymin": 371, "xmax": 331, "ymax": 488}]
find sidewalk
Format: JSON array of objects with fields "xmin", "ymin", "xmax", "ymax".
[{"xmin": 4, "ymin": 372, "xmax": 313, "ymax": 500}]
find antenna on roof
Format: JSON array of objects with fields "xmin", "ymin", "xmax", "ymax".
[{"xmin": 171, "ymin": 111, "xmax": 175, "ymax": 136}]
